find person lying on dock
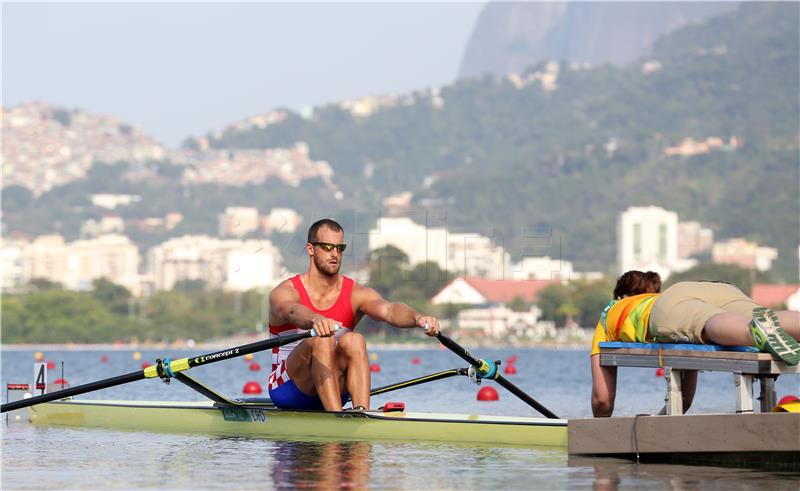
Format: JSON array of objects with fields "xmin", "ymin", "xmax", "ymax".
[
  {"xmin": 590, "ymin": 270, "xmax": 800, "ymax": 417},
  {"xmin": 267, "ymin": 218, "xmax": 440, "ymax": 412}
]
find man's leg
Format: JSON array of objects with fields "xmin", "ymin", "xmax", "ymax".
[
  {"xmin": 336, "ymin": 332, "xmax": 370, "ymax": 409},
  {"xmin": 286, "ymin": 337, "xmax": 345, "ymax": 411}
]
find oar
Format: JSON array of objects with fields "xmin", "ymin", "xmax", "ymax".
[
  {"xmin": 434, "ymin": 330, "xmax": 560, "ymax": 419},
  {"xmin": 1, "ymin": 330, "xmax": 320, "ymax": 413},
  {"xmin": 368, "ymin": 368, "xmax": 469, "ymax": 397}
]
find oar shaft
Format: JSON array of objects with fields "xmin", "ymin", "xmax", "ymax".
[
  {"xmin": 436, "ymin": 332, "xmax": 560, "ymax": 419},
  {"xmin": 368, "ymin": 368, "xmax": 468, "ymax": 396},
  {"xmin": 1, "ymin": 371, "xmax": 144, "ymax": 413},
  {"xmin": 1, "ymin": 330, "xmax": 316, "ymax": 413}
]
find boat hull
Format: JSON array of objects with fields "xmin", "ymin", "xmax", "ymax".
[{"xmin": 28, "ymin": 400, "xmax": 568, "ymax": 447}]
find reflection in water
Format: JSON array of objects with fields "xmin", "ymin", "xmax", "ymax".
[
  {"xmin": 272, "ymin": 440, "xmax": 372, "ymax": 489},
  {"xmin": 567, "ymin": 456, "xmax": 799, "ymax": 491}
]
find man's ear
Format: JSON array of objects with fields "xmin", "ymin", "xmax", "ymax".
[{"xmin": 305, "ymin": 242, "xmax": 314, "ymax": 257}]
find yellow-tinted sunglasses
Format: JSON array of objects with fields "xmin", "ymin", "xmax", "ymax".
[{"xmin": 312, "ymin": 242, "xmax": 347, "ymax": 253}]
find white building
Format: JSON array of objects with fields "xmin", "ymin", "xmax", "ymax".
[
  {"xmin": 80, "ymin": 216, "xmax": 125, "ymax": 238},
  {"xmin": 511, "ymin": 256, "xmax": 574, "ymax": 281},
  {"xmin": 617, "ymin": 206, "xmax": 695, "ymax": 278},
  {"xmin": 63, "ymin": 235, "xmax": 140, "ymax": 292},
  {"xmin": 712, "ymin": 238, "xmax": 778, "ymax": 272},
  {"xmin": 218, "ymin": 207, "xmax": 260, "ymax": 237},
  {"xmin": 1, "ymin": 239, "xmax": 27, "ymax": 291},
  {"xmin": 456, "ymin": 305, "xmax": 543, "ymax": 338},
  {"xmin": 677, "ymin": 221, "xmax": 714, "ymax": 259},
  {"xmin": 368, "ymin": 217, "xmax": 509, "ymax": 279},
  {"xmin": 261, "ymin": 208, "xmax": 302, "ymax": 235},
  {"xmin": 5, "ymin": 234, "xmax": 141, "ymax": 294},
  {"xmin": 147, "ymin": 235, "xmax": 283, "ymax": 291}
]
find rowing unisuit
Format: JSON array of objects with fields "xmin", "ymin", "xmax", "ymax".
[{"xmin": 267, "ymin": 275, "xmax": 356, "ymax": 391}]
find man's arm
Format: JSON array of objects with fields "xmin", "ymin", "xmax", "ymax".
[
  {"xmin": 591, "ymin": 354, "xmax": 617, "ymax": 417},
  {"xmin": 269, "ymin": 282, "xmax": 338, "ymax": 337},
  {"xmin": 354, "ymin": 285, "xmax": 440, "ymax": 336}
]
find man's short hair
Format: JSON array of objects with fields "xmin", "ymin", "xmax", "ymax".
[{"xmin": 307, "ymin": 218, "xmax": 343, "ymax": 243}]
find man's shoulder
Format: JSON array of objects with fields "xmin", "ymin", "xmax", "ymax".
[{"xmin": 271, "ymin": 275, "xmax": 301, "ymax": 297}]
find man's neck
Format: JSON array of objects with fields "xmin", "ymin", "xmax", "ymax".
[{"xmin": 306, "ymin": 268, "xmax": 339, "ymax": 293}]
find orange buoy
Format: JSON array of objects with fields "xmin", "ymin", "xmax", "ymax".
[
  {"xmin": 34, "ymin": 351, "xmax": 45, "ymax": 362},
  {"xmin": 244, "ymin": 353, "xmax": 254, "ymax": 362},
  {"xmin": 248, "ymin": 362, "xmax": 261, "ymax": 371},
  {"xmin": 369, "ymin": 353, "xmax": 379, "ymax": 361},
  {"xmin": 46, "ymin": 360, "xmax": 56, "ymax": 370},
  {"xmin": 504, "ymin": 365, "xmax": 517, "ymax": 375},
  {"xmin": 411, "ymin": 357, "xmax": 421, "ymax": 365},
  {"xmin": 370, "ymin": 363, "xmax": 381, "ymax": 373},
  {"xmin": 778, "ymin": 395, "xmax": 799, "ymax": 405},
  {"xmin": 243, "ymin": 381, "xmax": 263, "ymax": 394},
  {"xmin": 655, "ymin": 367, "xmax": 665, "ymax": 377},
  {"xmin": 141, "ymin": 362, "xmax": 152, "ymax": 369},
  {"xmin": 100, "ymin": 355, "xmax": 109, "ymax": 363},
  {"xmin": 477, "ymin": 386, "xmax": 499, "ymax": 401},
  {"xmin": 53, "ymin": 378, "xmax": 69, "ymax": 387}
]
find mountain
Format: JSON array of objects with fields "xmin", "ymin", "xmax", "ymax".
[
  {"xmin": 3, "ymin": 3, "xmax": 798, "ymax": 280},
  {"xmin": 458, "ymin": 1, "xmax": 738, "ymax": 78}
]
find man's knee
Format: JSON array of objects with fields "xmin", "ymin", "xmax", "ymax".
[
  {"xmin": 306, "ymin": 335, "xmax": 336, "ymax": 355},
  {"xmin": 337, "ymin": 332, "xmax": 366, "ymax": 357}
]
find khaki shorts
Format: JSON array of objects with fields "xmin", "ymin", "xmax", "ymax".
[{"xmin": 649, "ymin": 281, "xmax": 760, "ymax": 343}]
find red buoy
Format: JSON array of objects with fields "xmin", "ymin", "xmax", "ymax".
[
  {"xmin": 243, "ymin": 381, "xmax": 262, "ymax": 394},
  {"xmin": 369, "ymin": 363, "xmax": 381, "ymax": 373},
  {"xmin": 506, "ymin": 355, "xmax": 519, "ymax": 364},
  {"xmin": 53, "ymin": 378, "xmax": 69, "ymax": 387},
  {"xmin": 504, "ymin": 365, "xmax": 517, "ymax": 375},
  {"xmin": 411, "ymin": 357, "xmax": 421, "ymax": 365},
  {"xmin": 655, "ymin": 367, "xmax": 665, "ymax": 377},
  {"xmin": 141, "ymin": 362, "xmax": 152, "ymax": 369},
  {"xmin": 778, "ymin": 395, "xmax": 799, "ymax": 405},
  {"xmin": 46, "ymin": 360, "xmax": 56, "ymax": 370},
  {"xmin": 248, "ymin": 362, "xmax": 261, "ymax": 371},
  {"xmin": 100, "ymin": 355, "xmax": 109, "ymax": 363},
  {"xmin": 477, "ymin": 386, "xmax": 499, "ymax": 401}
]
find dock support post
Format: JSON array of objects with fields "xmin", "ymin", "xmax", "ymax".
[
  {"xmin": 665, "ymin": 368, "xmax": 683, "ymax": 415},
  {"xmin": 734, "ymin": 373, "xmax": 754, "ymax": 413},
  {"xmin": 758, "ymin": 376, "xmax": 777, "ymax": 412}
]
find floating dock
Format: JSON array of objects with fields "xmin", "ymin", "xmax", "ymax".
[{"xmin": 568, "ymin": 343, "xmax": 800, "ymax": 470}]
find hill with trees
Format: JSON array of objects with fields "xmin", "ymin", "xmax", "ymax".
[{"xmin": 3, "ymin": 3, "xmax": 798, "ymax": 280}]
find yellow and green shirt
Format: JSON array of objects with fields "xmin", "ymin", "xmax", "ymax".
[{"xmin": 590, "ymin": 293, "xmax": 659, "ymax": 356}]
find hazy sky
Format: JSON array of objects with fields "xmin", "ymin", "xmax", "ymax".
[{"xmin": 2, "ymin": 2, "xmax": 486, "ymax": 147}]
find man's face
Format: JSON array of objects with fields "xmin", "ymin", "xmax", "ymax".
[{"xmin": 309, "ymin": 226, "xmax": 345, "ymax": 276}]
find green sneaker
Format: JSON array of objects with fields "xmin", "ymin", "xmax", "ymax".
[{"xmin": 749, "ymin": 307, "xmax": 800, "ymax": 366}]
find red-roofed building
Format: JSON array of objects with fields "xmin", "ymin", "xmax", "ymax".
[
  {"xmin": 431, "ymin": 276, "xmax": 559, "ymax": 306},
  {"xmin": 751, "ymin": 284, "xmax": 800, "ymax": 311}
]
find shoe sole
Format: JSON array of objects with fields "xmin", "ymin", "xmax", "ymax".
[{"xmin": 751, "ymin": 307, "xmax": 800, "ymax": 366}]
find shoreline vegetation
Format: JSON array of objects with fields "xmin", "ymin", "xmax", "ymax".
[{"xmin": 0, "ymin": 337, "xmax": 593, "ymax": 352}]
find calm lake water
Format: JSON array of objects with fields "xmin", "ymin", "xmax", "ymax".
[{"xmin": 2, "ymin": 346, "xmax": 799, "ymax": 489}]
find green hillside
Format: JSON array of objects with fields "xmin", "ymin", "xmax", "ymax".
[{"xmin": 204, "ymin": 2, "xmax": 799, "ymax": 278}]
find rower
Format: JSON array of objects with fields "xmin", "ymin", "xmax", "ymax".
[{"xmin": 267, "ymin": 218, "xmax": 441, "ymax": 412}]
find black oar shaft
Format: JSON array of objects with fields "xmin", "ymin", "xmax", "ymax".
[
  {"xmin": 1, "ymin": 330, "xmax": 314, "ymax": 413},
  {"xmin": 2, "ymin": 371, "xmax": 144, "ymax": 412},
  {"xmin": 369, "ymin": 368, "xmax": 468, "ymax": 396},
  {"xmin": 436, "ymin": 332, "xmax": 560, "ymax": 419}
]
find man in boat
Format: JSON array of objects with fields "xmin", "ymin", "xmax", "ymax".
[
  {"xmin": 590, "ymin": 270, "xmax": 800, "ymax": 417},
  {"xmin": 267, "ymin": 218, "xmax": 441, "ymax": 411}
]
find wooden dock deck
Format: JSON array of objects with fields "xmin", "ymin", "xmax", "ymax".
[{"xmin": 568, "ymin": 343, "xmax": 800, "ymax": 470}]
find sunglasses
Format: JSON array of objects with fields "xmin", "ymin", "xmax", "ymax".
[{"xmin": 312, "ymin": 242, "xmax": 347, "ymax": 253}]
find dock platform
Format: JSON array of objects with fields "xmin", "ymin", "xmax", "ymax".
[{"xmin": 568, "ymin": 343, "xmax": 800, "ymax": 470}]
